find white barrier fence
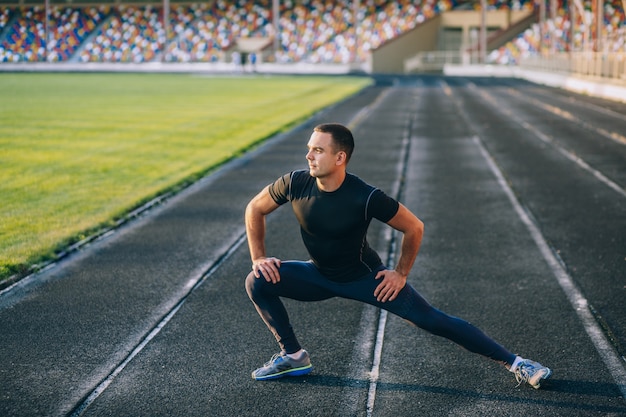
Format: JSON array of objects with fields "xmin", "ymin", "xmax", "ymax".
[
  {"xmin": 405, "ymin": 50, "xmax": 626, "ymax": 84},
  {"xmin": 521, "ymin": 52, "xmax": 626, "ymax": 82},
  {"xmin": 404, "ymin": 51, "xmax": 482, "ymax": 73}
]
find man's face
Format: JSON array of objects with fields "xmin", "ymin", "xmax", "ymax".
[{"xmin": 306, "ymin": 131, "xmax": 343, "ymax": 179}]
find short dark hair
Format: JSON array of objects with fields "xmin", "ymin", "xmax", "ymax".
[{"xmin": 313, "ymin": 123, "xmax": 354, "ymax": 163}]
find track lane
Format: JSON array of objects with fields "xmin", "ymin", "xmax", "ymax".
[
  {"xmin": 448, "ymin": 77, "xmax": 626, "ymax": 355},
  {"xmin": 373, "ymin": 76, "xmax": 625, "ymax": 416},
  {"xmin": 444, "ymin": 76, "xmax": 626, "ymax": 391},
  {"xmin": 373, "ymin": 77, "xmax": 618, "ymax": 416}
]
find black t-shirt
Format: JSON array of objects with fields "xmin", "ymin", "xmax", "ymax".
[{"xmin": 268, "ymin": 170, "xmax": 399, "ymax": 282}]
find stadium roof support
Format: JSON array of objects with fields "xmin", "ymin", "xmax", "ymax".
[
  {"xmin": 550, "ymin": 0, "xmax": 557, "ymax": 53},
  {"xmin": 570, "ymin": 1, "xmax": 576, "ymax": 52},
  {"xmin": 163, "ymin": 0, "xmax": 169, "ymax": 63},
  {"xmin": 596, "ymin": 0, "xmax": 603, "ymax": 51},
  {"xmin": 44, "ymin": 0, "xmax": 49, "ymax": 61},
  {"xmin": 353, "ymin": 0, "xmax": 360, "ymax": 63},
  {"xmin": 538, "ymin": 0, "xmax": 545, "ymax": 52},
  {"xmin": 273, "ymin": 0, "xmax": 279, "ymax": 60},
  {"xmin": 480, "ymin": 0, "xmax": 486, "ymax": 63}
]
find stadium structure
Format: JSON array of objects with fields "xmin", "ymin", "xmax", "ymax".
[{"xmin": 0, "ymin": 0, "xmax": 624, "ymax": 81}]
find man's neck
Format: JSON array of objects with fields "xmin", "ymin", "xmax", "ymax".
[{"xmin": 316, "ymin": 170, "xmax": 346, "ymax": 192}]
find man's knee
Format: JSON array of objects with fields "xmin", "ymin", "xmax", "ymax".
[{"xmin": 245, "ymin": 270, "xmax": 260, "ymax": 299}]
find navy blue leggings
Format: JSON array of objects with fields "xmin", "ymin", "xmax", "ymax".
[{"xmin": 245, "ymin": 260, "xmax": 516, "ymax": 366}]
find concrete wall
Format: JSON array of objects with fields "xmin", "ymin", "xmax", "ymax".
[{"xmin": 371, "ymin": 15, "xmax": 441, "ymax": 74}]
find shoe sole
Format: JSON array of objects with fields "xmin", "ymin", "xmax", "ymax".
[
  {"xmin": 252, "ymin": 364, "xmax": 313, "ymax": 381},
  {"xmin": 529, "ymin": 368, "xmax": 552, "ymax": 389}
]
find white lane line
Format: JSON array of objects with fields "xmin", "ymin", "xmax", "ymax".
[
  {"xmin": 367, "ymin": 309, "xmax": 389, "ymax": 416},
  {"xmin": 70, "ymin": 302, "xmax": 186, "ymax": 416},
  {"xmin": 348, "ymin": 88, "xmax": 394, "ymax": 130},
  {"xmin": 467, "ymin": 83, "xmax": 626, "ymax": 198},
  {"xmin": 367, "ymin": 224, "xmax": 400, "ymax": 417},
  {"xmin": 516, "ymin": 116, "xmax": 626, "ymax": 198},
  {"xmin": 365, "ymin": 106, "xmax": 414, "ymax": 417},
  {"xmin": 473, "ymin": 134, "xmax": 626, "ymax": 399},
  {"xmin": 69, "ymin": 232, "xmax": 248, "ymax": 416}
]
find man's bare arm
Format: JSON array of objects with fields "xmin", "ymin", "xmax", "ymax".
[
  {"xmin": 245, "ymin": 186, "xmax": 282, "ymax": 283},
  {"xmin": 388, "ymin": 203, "xmax": 424, "ymax": 277},
  {"xmin": 374, "ymin": 203, "xmax": 424, "ymax": 302}
]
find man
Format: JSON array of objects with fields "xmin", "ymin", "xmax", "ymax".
[{"xmin": 244, "ymin": 123, "xmax": 552, "ymax": 388}]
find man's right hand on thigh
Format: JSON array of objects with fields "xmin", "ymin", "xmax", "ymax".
[{"xmin": 252, "ymin": 257, "xmax": 282, "ymax": 283}]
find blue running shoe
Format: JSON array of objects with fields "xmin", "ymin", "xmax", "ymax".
[{"xmin": 252, "ymin": 350, "xmax": 313, "ymax": 381}]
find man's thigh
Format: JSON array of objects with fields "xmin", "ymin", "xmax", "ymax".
[
  {"xmin": 332, "ymin": 269, "xmax": 431, "ymax": 319},
  {"xmin": 261, "ymin": 261, "xmax": 336, "ymax": 301}
]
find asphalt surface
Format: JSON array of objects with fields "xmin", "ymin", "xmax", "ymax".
[{"xmin": 1, "ymin": 75, "xmax": 625, "ymax": 417}]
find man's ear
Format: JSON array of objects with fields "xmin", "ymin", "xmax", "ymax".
[{"xmin": 336, "ymin": 151, "xmax": 347, "ymax": 165}]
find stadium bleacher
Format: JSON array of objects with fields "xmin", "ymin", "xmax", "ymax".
[
  {"xmin": 78, "ymin": 5, "xmax": 164, "ymax": 63},
  {"xmin": 489, "ymin": 0, "xmax": 625, "ymax": 64},
  {"xmin": 1, "ymin": 6, "xmax": 46, "ymax": 62},
  {"xmin": 165, "ymin": 1, "xmax": 273, "ymax": 63},
  {"xmin": 0, "ymin": 7, "xmax": 13, "ymax": 31},
  {"xmin": 51, "ymin": 6, "xmax": 108, "ymax": 62},
  {"xmin": 0, "ymin": 0, "xmax": 623, "ymax": 65}
]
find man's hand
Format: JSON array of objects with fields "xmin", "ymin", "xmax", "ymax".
[
  {"xmin": 374, "ymin": 269, "xmax": 407, "ymax": 302},
  {"xmin": 252, "ymin": 257, "xmax": 282, "ymax": 283}
]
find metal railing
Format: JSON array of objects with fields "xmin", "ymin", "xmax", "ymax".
[
  {"xmin": 404, "ymin": 51, "xmax": 484, "ymax": 73},
  {"xmin": 520, "ymin": 52, "xmax": 626, "ymax": 82},
  {"xmin": 404, "ymin": 50, "xmax": 626, "ymax": 83}
]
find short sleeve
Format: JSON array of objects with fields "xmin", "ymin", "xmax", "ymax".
[
  {"xmin": 367, "ymin": 189, "xmax": 399, "ymax": 223},
  {"xmin": 267, "ymin": 172, "xmax": 292, "ymax": 205}
]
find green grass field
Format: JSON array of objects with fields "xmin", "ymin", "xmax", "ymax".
[{"xmin": 0, "ymin": 73, "xmax": 371, "ymax": 282}]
